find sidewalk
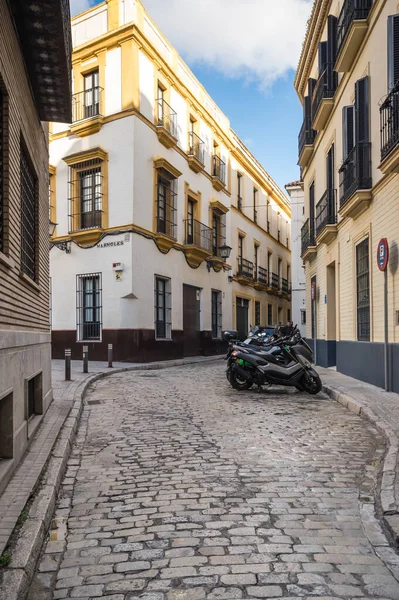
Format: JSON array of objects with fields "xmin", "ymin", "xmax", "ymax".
[
  {"xmin": 0, "ymin": 356, "xmax": 220, "ymax": 557},
  {"xmin": 318, "ymin": 366, "xmax": 399, "ymax": 545}
]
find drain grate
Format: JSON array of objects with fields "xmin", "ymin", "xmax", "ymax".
[{"xmin": 87, "ymin": 400, "xmax": 102, "ymax": 405}]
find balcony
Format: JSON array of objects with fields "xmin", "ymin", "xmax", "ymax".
[
  {"xmin": 301, "ymin": 218, "xmax": 317, "ymax": 261},
  {"xmin": 335, "ymin": 0, "xmax": 373, "ymax": 73},
  {"xmin": 281, "ymin": 278, "xmax": 289, "ymax": 295},
  {"xmin": 71, "ymin": 88, "xmax": 104, "ymax": 137},
  {"xmin": 212, "ymin": 155, "xmax": 226, "ymax": 191},
  {"xmin": 380, "ymin": 83, "xmax": 399, "ymax": 174},
  {"xmin": 298, "ymin": 120, "xmax": 316, "ymax": 167},
  {"xmin": 156, "ymin": 98, "xmax": 178, "ymax": 149},
  {"xmin": 270, "ymin": 272, "xmax": 280, "ymax": 292},
  {"xmin": 257, "ymin": 266, "xmax": 268, "ymax": 285},
  {"xmin": 237, "ymin": 258, "xmax": 254, "ymax": 282},
  {"xmin": 183, "ymin": 218, "xmax": 212, "ymax": 267},
  {"xmin": 339, "ymin": 142, "xmax": 372, "ymax": 219},
  {"xmin": 188, "ymin": 132, "xmax": 205, "ymax": 173},
  {"xmin": 312, "ymin": 65, "xmax": 337, "ymax": 130},
  {"xmin": 154, "ymin": 185, "xmax": 177, "ymax": 252},
  {"xmin": 315, "ymin": 189, "xmax": 338, "ymax": 244}
]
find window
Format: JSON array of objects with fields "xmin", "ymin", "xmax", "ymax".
[
  {"xmin": 212, "ymin": 212, "xmax": 221, "ymax": 256},
  {"xmin": 356, "ymin": 237, "xmax": 370, "ymax": 341},
  {"xmin": 80, "ymin": 167, "xmax": 102, "ymax": 229},
  {"xmin": 27, "ymin": 373, "xmax": 43, "ymax": 420},
  {"xmin": 0, "ymin": 83, "xmax": 4, "ymax": 254},
  {"xmin": 237, "ymin": 173, "xmax": 242, "ymax": 210},
  {"xmin": 212, "ymin": 290, "xmax": 222, "ymax": 339},
  {"xmin": 157, "ymin": 84, "xmax": 165, "ymax": 123},
  {"xmin": 83, "ymin": 70, "xmax": 100, "ymax": 118},
  {"xmin": 238, "ymin": 234, "xmax": 244, "ymax": 263},
  {"xmin": 267, "ymin": 200, "xmax": 270, "ymax": 233},
  {"xmin": 301, "ymin": 309, "xmax": 306, "ymax": 325},
  {"xmin": 49, "ymin": 166, "xmax": 56, "ymax": 227},
  {"xmin": 309, "ymin": 182, "xmax": 315, "ymax": 241},
  {"xmin": 156, "ymin": 171, "xmax": 177, "ymax": 238},
  {"xmin": 268, "ymin": 304, "xmax": 273, "ymax": 326},
  {"xmin": 253, "ymin": 188, "xmax": 258, "ymax": 223},
  {"xmin": 388, "ymin": 15, "xmax": 399, "ymax": 91},
  {"xmin": 287, "ymin": 309, "xmax": 291, "ymax": 323},
  {"xmin": 155, "ymin": 276, "xmax": 172, "ymax": 339},
  {"xmin": 0, "ymin": 391, "xmax": 13, "ymax": 459},
  {"xmin": 254, "ymin": 244, "xmax": 259, "ymax": 276},
  {"xmin": 287, "ymin": 264, "xmax": 291, "ymax": 284},
  {"xmin": 278, "ymin": 258, "xmax": 282, "ymax": 284},
  {"xmin": 255, "ymin": 301, "xmax": 261, "ymax": 326},
  {"xmin": 187, "ymin": 199, "xmax": 195, "ymax": 244},
  {"xmin": 77, "ymin": 273, "xmax": 102, "ymax": 341},
  {"xmin": 277, "ymin": 212, "xmax": 281, "ymax": 242},
  {"xmin": 20, "ymin": 141, "xmax": 37, "ymax": 280},
  {"xmin": 286, "ymin": 221, "xmax": 289, "ymax": 248}
]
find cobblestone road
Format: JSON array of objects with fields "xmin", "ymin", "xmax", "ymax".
[{"xmin": 30, "ymin": 363, "xmax": 399, "ymax": 599}]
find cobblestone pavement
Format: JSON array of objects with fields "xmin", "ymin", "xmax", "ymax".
[{"xmin": 29, "ymin": 363, "xmax": 399, "ymax": 599}]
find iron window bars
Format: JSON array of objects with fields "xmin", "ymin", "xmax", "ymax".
[
  {"xmin": 155, "ymin": 276, "xmax": 172, "ymax": 339},
  {"xmin": 20, "ymin": 142, "xmax": 37, "ymax": 280},
  {"xmin": 257, "ymin": 266, "xmax": 268, "ymax": 285},
  {"xmin": 312, "ymin": 63, "xmax": 338, "ymax": 121},
  {"xmin": 156, "ymin": 97, "xmax": 177, "ymax": 138},
  {"xmin": 315, "ymin": 189, "xmax": 337, "ymax": 235},
  {"xmin": 380, "ymin": 81, "xmax": 399, "ymax": 161},
  {"xmin": 212, "ymin": 155, "xmax": 226, "ymax": 184},
  {"xmin": 301, "ymin": 218, "xmax": 316, "ymax": 254},
  {"xmin": 188, "ymin": 131, "xmax": 205, "ymax": 163},
  {"xmin": 211, "ymin": 212, "xmax": 226, "ymax": 257},
  {"xmin": 255, "ymin": 301, "xmax": 261, "ymax": 326},
  {"xmin": 339, "ymin": 142, "xmax": 371, "ymax": 207},
  {"xmin": 68, "ymin": 158, "xmax": 104, "ymax": 232},
  {"xmin": 356, "ymin": 237, "xmax": 370, "ymax": 341},
  {"xmin": 184, "ymin": 218, "xmax": 212, "ymax": 252},
  {"xmin": 211, "ymin": 290, "xmax": 222, "ymax": 339},
  {"xmin": 76, "ymin": 273, "xmax": 102, "ymax": 341},
  {"xmin": 0, "ymin": 84, "xmax": 4, "ymax": 254},
  {"xmin": 72, "ymin": 71, "xmax": 103, "ymax": 122},
  {"xmin": 156, "ymin": 175, "xmax": 177, "ymax": 238},
  {"xmin": 336, "ymin": 0, "xmax": 373, "ymax": 58},
  {"xmin": 237, "ymin": 258, "xmax": 254, "ymax": 279}
]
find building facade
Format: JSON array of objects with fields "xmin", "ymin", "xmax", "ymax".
[
  {"xmin": 296, "ymin": 0, "xmax": 399, "ymax": 390},
  {"xmin": 0, "ymin": 0, "xmax": 71, "ymax": 494},
  {"xmin": 285, "ymin": 181, "xmax": 306, "ymax": 336},
  {"xmin": 49, "ymin": 0, "xmax": 291, "ymax": 362}
]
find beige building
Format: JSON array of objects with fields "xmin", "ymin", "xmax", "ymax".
[
  {"xmin": 0, "ymin": 0, "xmax": 71, "ymax": 494},
  {"xmin": 48, "ymin": 0, "xmax": 291, "ymax": 362},
  {"xmin": 295, "ymin": 0, "xmax": 399, "ymax": 390}
]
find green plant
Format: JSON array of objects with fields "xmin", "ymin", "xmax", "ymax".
[
  {"xmin": 17, "ymin": 509, "xmax": 28, "ymax": 526},
  {"xmin": 0, "ymin": 552, "xmax": 12, "ymax": 567}
]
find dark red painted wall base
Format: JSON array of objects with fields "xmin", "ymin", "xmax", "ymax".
[{"xmin": 51, "ymin": 329, "xmax": 227, "ymax": 363}]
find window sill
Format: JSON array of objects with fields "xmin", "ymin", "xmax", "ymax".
[
  {"xmin": 0, "ymin": 251, "xmax": 14, "ymax": 270},
  {"xmin": 155, "ymin": 337, "xmax": 172, "ymax": 342},
  {"xmin": 19, "ymin": 271, "xmax": 41, "ymax": 293},
  {"xmin": 77, "ymin": 339, "xmax": 102, "ymax": 344}
]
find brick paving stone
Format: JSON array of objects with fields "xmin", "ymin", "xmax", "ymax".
[{"xmin": 29, "ymin": 363, "xmax": 399, "ymax": 598}]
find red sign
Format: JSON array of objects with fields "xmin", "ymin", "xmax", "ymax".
[
  {"xmin": 311, "ymin": 280, "xmax": 316, "ymax": 301},
  {"xmin": 377, "ymin": 238, "xmax": 389, "ymax": 272}
]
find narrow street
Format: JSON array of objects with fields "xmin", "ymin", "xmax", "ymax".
[{"xmin": 31, "ymin": 363, "xmax": 399, "ymax": 599}]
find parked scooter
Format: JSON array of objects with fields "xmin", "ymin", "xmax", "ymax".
[{"xmin": 223, "ymin": 328, "xmax": 321, "ymax": 395}]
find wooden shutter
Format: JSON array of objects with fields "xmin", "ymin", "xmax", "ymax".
[
  {"xmin": 388, "ymin": 15, "xmax": 399, "ymax": 91},
  {"xmin": 318, "ymin": 42, "xmax": 327, "ymax": 76},
  {"xmin": 327, "ymin": 144, "xmax": 334, "ymax": 190},
  {"xmin": 309, "ymin": 181, "xmax": 315, "ymax": 231},
  {"xmin": 327, "ymin": 16, "xmax": 338, "ymax": 91},
  {"xmin": 342, "ymin": 106, "xmax": 355, "ymax": 159},
  {"xmin": 355, "ymin": 76, "xmax": 369, "ymax": 143},
  {"xmin": 308, "ymin": 77, "xmax": 317, "ymax": 103}
]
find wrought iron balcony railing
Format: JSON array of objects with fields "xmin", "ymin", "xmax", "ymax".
[
  {"xmin": 237, "ymin": 258, "xmax": 254, "ymax": 279},
  {"xmin": 69, "ymin": 209, "xmax": 103, "ymax": 233},
  {"xmin": 212, "ymin": 155, "xmax": 226, "ymax": 184},
  {"xmin": 298, "ymin": 119, "xmax": 316, "ymax": 158},
  {"xmin": 184, "ymin": 218, "xmax": 212, "ymax": 252},
  {"xmin": 316, "ymin": 189, "xmax": 337, "ymax": 236},
  {"xmin": 188, "ymin": 132, "xmax": 205, "ymax": 163},
  {"xmin": 155, "ymin": 185, "xmax": 177, "ymax": 238},
  {"xmin": 270, "ymin": 273, "xmax": 279, "ymax": 290},
  {"xmin": 312, "ymin": 64, "xmax": 337, "ymax": 120},
  {"xmin": 337, "ymin": 0, "xmax": 373, "ymax": 57},
  {"xmin": 257, "ymin": 266, "xmax": 268, "ymax": 285},
  {"xmin": 72, "ymin": 87, "xmax": 103, "ymax": 122},
  {"xmin": 380, "ymin": 82, "xmax": 399, "ymax": 162},
  {"xmin": 156, "ymin": 98, "xmax": 177, "ymax": 138},
  {"xmin": 301, "ymin": 218, "xmax": 316, "ymax": 255},
  {"xmin": 339, "ymin": 142, "xmax": 372, "ymax": 207}
]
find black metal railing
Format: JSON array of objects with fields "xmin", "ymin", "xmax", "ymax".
[
  {"xmin": 237, "ymin": 196, "xmax": 242, "ymax": 211},
  {"xmin": 298, "ymin": 120, "xmax": 317, "ymax": 158},
  {"xmin": 72, "ymin": 87, "xmax": 103, "ymax": 122},
  {"xmin": 312, "ymin": 64, "xmax": 337, "ymax": 121},
  {"xmin": 339, "ymin": 142, "xmax": 372, "ymax": 207},
  {"xmin": 188, "ymin": 131, "xmax": 205, "ymax": 164},
  {"xmin": 301, "ymin": 218, "xmax": 316, "ymax": 255},
  {"xmin": 212, "ymin": 155, "xmax": 226, "ymax": 184},
  {"xmin": 316, "ymin": 189, "xmax": 337, "ymax": 236},
  {"xmin": 156, "ymin": 98, "xmax": 177, "ymax": 138},
  {"xmin": 337, "ymin": 0, "xmax": 373, "ymax": 57},
  {"xmin": 69, "ymin": 209, "xmax": 103, "ymax": 232},
  {"xmin": 155, "ymin": 185, "xmax": 177, "ymax": 238},
  {"xmin": 257, "ymin": 266, "xmax": 268, "ymax": 285},
  {"xmin": 237, "ymin": 258, "xmax": 254, "ymax": 279},
  {"xmin": 380, "ymin": 82, "xmax": 399, "ymax": 161},
  {"xmin": 281, "ymin": 278, "xmax": 289, "ymax": 294},
  {"xmin": 184, "ymin": 218, "xmax": 212, "ymax": 252},
  {"xmin": 270, "ymin": 273, "xmax": 279, "ymax": 290}
]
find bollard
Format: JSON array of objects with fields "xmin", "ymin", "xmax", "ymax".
[
  {"xmin": 65, "ymin": 349, "xmax": 71, "ymax": 381},
  {"xmin": 108, "ymin": 343, "xmax": 113, "ymax": 368},
  {"xmin": 83, "ymin": 345, "xmax": 88, "ymax": 373}
]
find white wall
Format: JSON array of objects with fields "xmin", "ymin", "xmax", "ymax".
[
  {"xmin": 105, "ymin": 47, "xmax": 122, "ymax": 116},
  {"xmin": 139, "ymin": 51, "xmax": 154, "ymax": 122},
  {"xmin": 286, "ymin": 184, "xmax": 306, "ymax": 336},
  {"xmin": 72, "ymin": 6, "xmax": 108, "ymax": 48}
]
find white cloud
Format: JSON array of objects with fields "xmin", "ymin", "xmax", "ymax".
[{"xmin": 141, "ymin": 0, "xmax": 313, "ymax": 89}]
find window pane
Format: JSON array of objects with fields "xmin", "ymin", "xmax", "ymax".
[{"xmin": 20, "ymin": 144, "xmax": 36, "ymax": 280}]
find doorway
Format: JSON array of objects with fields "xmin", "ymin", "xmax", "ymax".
[
  {"xmin": 236, "ymin": 297, "xmax": 249, "ymax": 340},
  {"xmin": 183, "ymin": 284, "xmax": 201, "ymax": 356},
  {"xmin": 326, "ymin": 262, "xmax": 337, "ymax": 366}
]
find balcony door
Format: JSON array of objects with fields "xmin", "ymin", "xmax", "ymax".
[
  {"xmin": 84, "ymin": 70, "xmax": 99, "ymax": 119},
  {"xmin": 80, "ymin": 167, "xmax": 102, "ymax": 229},
  {"xmin": 236, "ymin": 297, "xmax": 249, "ymax": 341},
  {"xmin": 327, "ymin": 144, "xmax": 335, "ymax": 221},
  {"xmin": 183, "ymin": 284, "xmax": 201, "ymax": 356},
  {"xmin": 187, "ymin": 199, "xmax": 195, "ymax": 244}
]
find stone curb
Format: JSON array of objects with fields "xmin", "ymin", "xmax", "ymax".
[
  {"xmin": 323, "ymin": 383, "xmax": 399, "ymax": 550},
  {"xmin": 0, "ymin": 355, "xmax": 223, "ymax": 600}
]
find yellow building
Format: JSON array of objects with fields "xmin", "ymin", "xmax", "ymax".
[{"xmin": 295, "ymin": 0, "xmax": 399, "ymax": 390}]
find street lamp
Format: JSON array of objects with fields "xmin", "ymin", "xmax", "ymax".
[
  {"xmin": 49, "ymin": 219, "xmax": 57, "ymax": 237},
  {"xmin": 206, "ymin": 244, "xmax": 232, "ymax": 272},
  {"xmin": 49, "ymin": 219, "xmax": 71, "ymax": 254}
]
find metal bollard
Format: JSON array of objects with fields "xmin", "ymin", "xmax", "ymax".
[
  {"xmin": 83, "ymin": 345, "xmax": 88, "ymax": 373},
  {"xmin": 65, "ymin": 349, "xmax": 71, "ymax": 381},
  {"xmin": 108, "ymin": 344, "xmax": 113, "ymax": 368}
]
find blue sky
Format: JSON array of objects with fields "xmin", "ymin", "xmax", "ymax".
[{"xmin": 70, "ymin": 0, "xmax": 312, "ymax": 194}]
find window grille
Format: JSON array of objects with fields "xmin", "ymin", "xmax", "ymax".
[
  {"xmin": 76, "ymin": 273, "xmax": 102, "ymax": 341},
  {"xmin": 156, "ymin": 172, "xmax": 177, "ymax": 238},
  {"xmin": 268, "ymin": 304, "xmax": 273, "ymax": 326},
  {"xmin": 68, "ymin": 158, "xmax": 103, "ymax": 232},
  {"xmin": 356, "ymin": 237, "xmax": 370, "ymax": 341},
  {"xmin": 0, "ymin": 85, "xmax": 4, "ymax": 254},
  {"xmin": 212, "ymin": 290, "xmax": 222, "ymax": 339},
  {"xmin": 155, "ymin": 276, "xmax": 172, "ymax": 339},
  {"xmin": 20, "ymin": 142, "xmax": 37, "ymax": 280},
  {"xmin": 211, "ymin": 211, "xmax": 226, "ymax": 257},
  {"xmin": 301, "ymin": 310, "xmax": 306, "ymax": 325},
  {"xmin": 255, "ymin": 301, "xmax": 261, "ymax": 326}
]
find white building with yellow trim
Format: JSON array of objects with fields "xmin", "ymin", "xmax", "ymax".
[
  {"xmin": 296, "ymin": 0, "xmax": 399, "ymax": 391},
  {"xmin": 49, "ymin": 0, "xmax": 291, "ymax": 362}
]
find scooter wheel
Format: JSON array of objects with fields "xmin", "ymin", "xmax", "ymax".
[
  {"xmin": 229, "ymin": 370, "xmax": 253, "ymax": 391},
  {"xmin": 301, "ymin": 372, "xmax": 322, "ymax": 395},
  {"xmin": 295, "ymin": 383, "xmax": 305, "ymax": 392}
]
